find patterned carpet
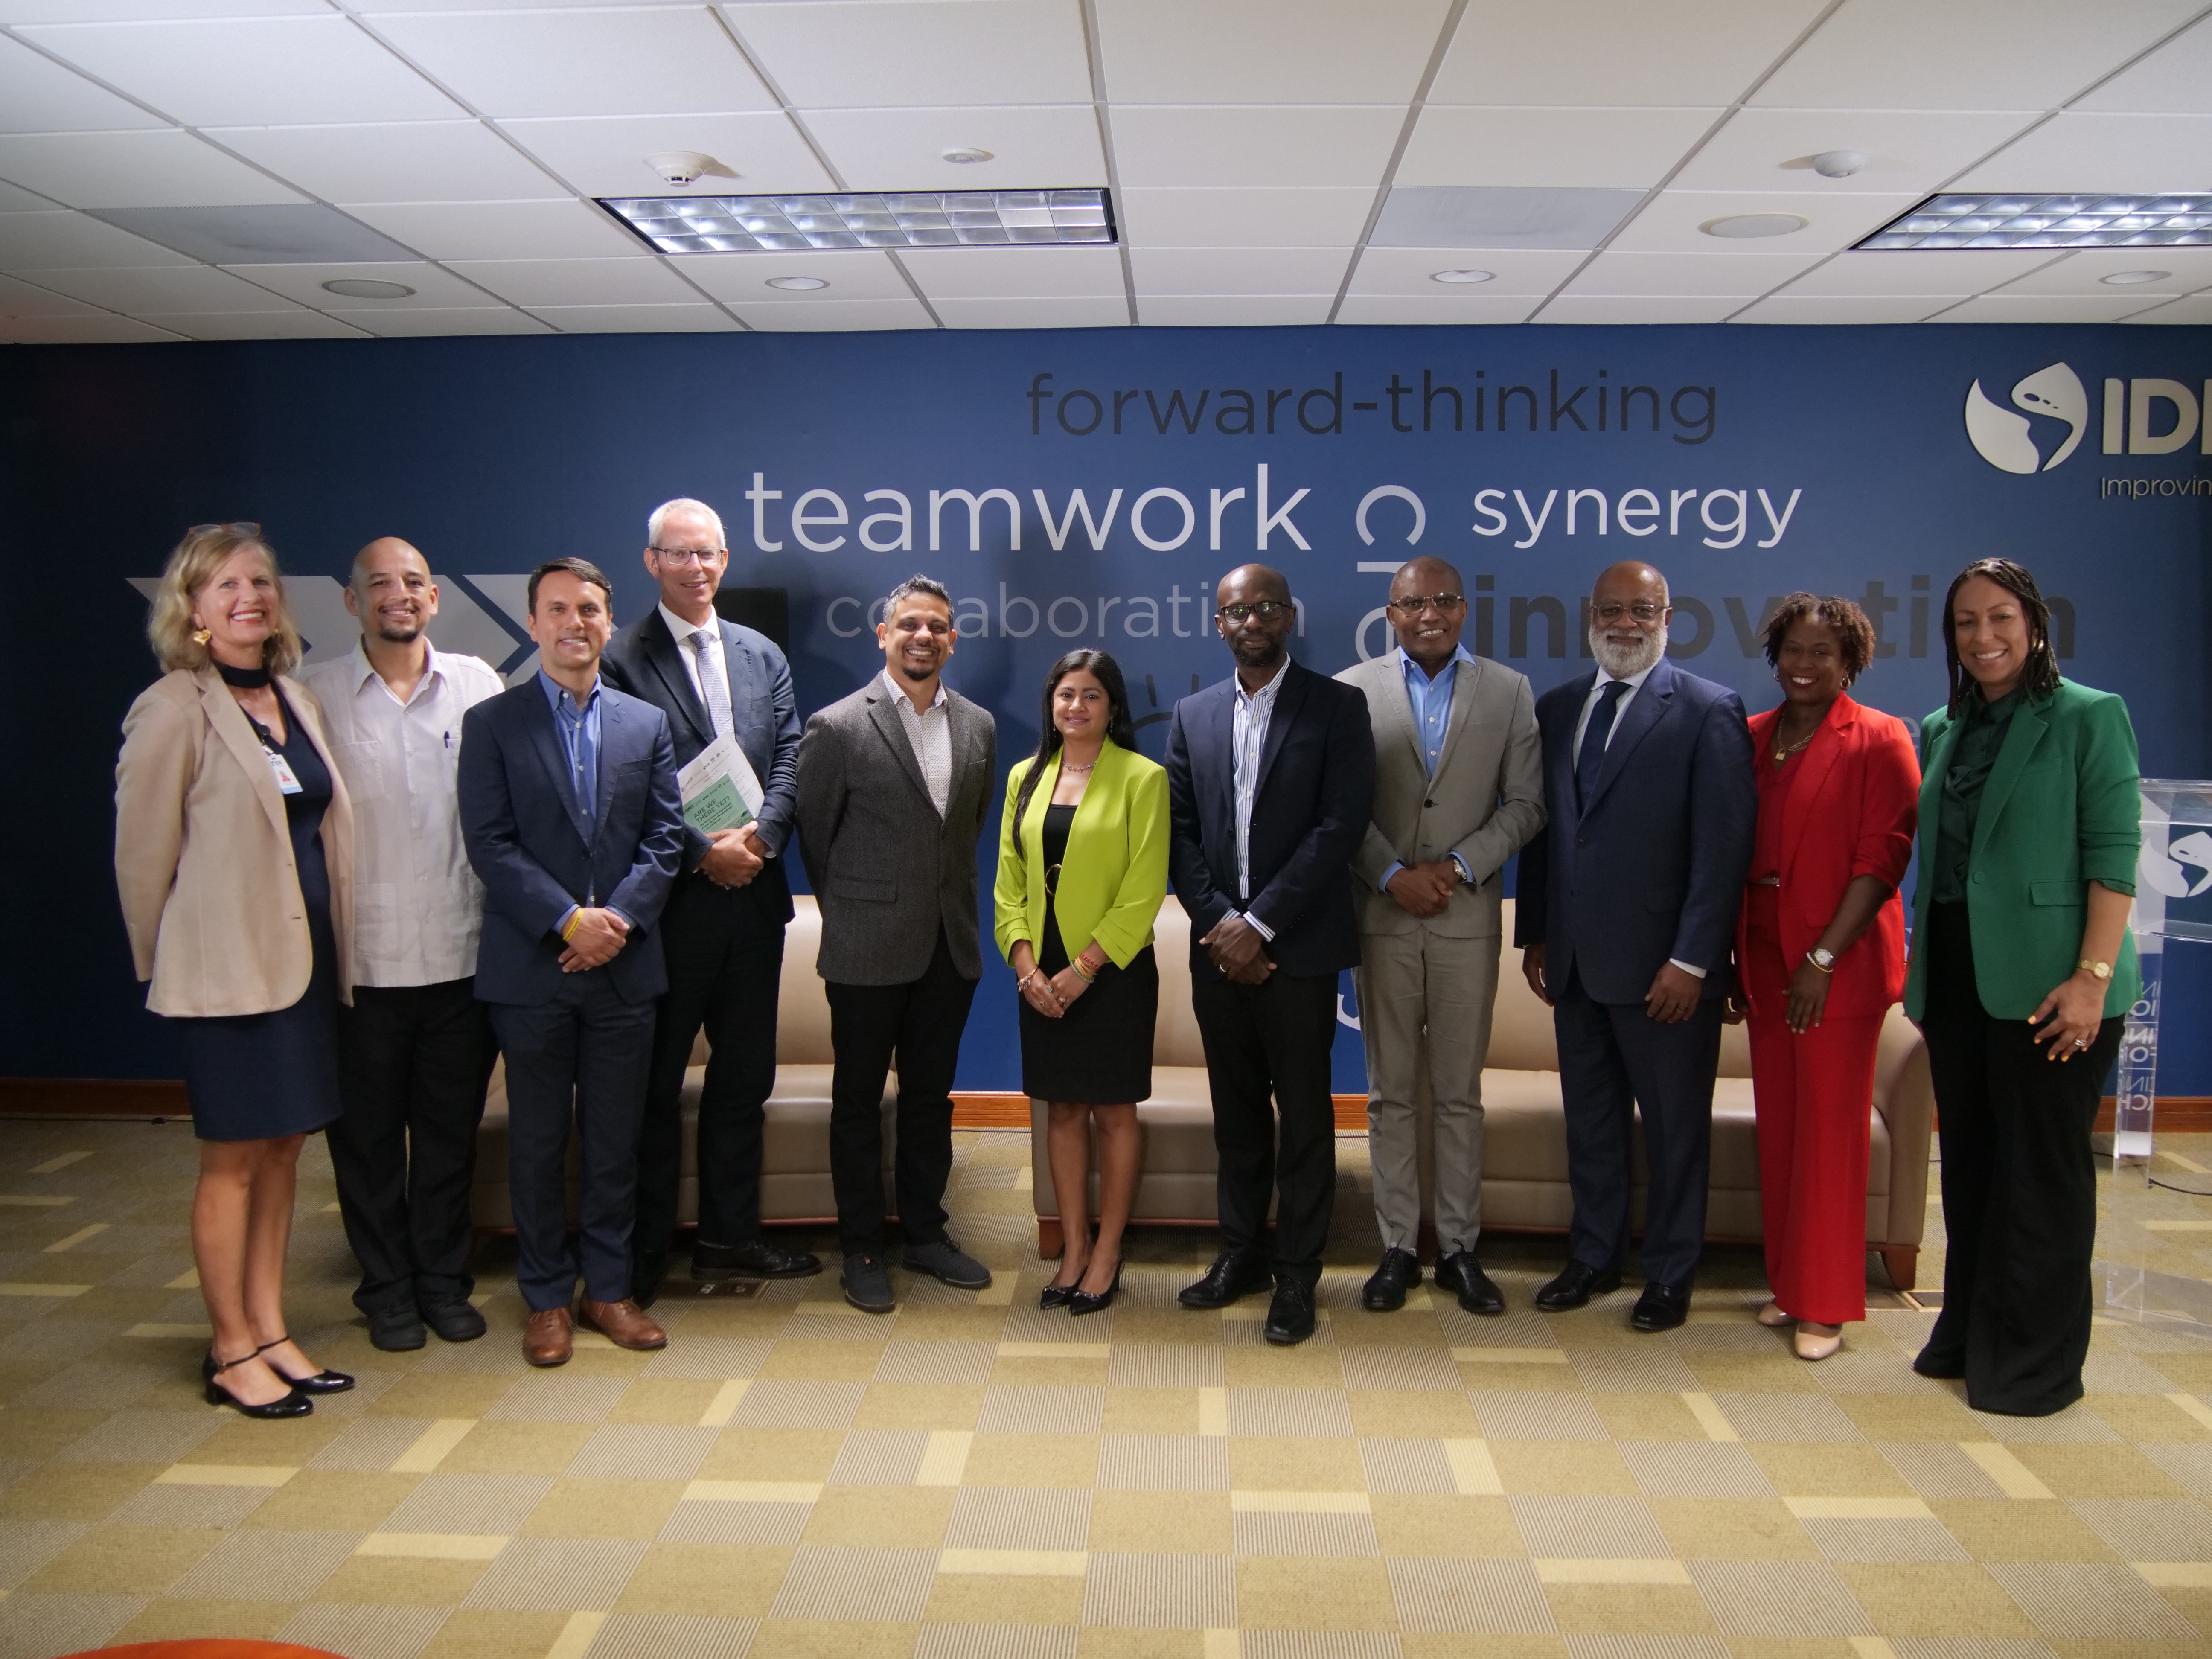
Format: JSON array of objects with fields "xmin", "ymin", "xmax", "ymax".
[{"xmin": 7, "ymin": 1115, "xmax": 2212, "ymax": 1659}]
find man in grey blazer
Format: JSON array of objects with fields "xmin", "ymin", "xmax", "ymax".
[
  {"xmin": 1336, "ymin": 556, "xmax": 1544, "ymax": 1316},
  {"xmin": 795, "ymin": 574, "xmax": 998, "ymax": 1313}
]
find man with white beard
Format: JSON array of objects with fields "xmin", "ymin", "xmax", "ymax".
[{"xmin": 1512, "ymin": 561, "xmax": 1755, "ymax": 1332}]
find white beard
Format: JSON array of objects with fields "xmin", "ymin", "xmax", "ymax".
[{"xmin": 1589, "ymin": 623, "xmax": 1666, "ymax": 679}]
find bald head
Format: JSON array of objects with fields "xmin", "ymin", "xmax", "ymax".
[
  {"xmin": 1593, "ymin": 560, "xmax": 1668, "ymax": 606},
  {"xmin": 1390, "ymin": 555, "xmax": 1463, "ymax": 600},
  {"xmin": 1217, "ymin": 563, "xmax": 1290, "ymax": 607},
  {"xmin": 346, "ymin": 536, "xmax": 439, "ymax": 645}
]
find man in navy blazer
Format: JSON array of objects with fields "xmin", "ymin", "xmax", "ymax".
[
  {"xmin": 1167, "ymin": 564, "xmax": 1375, "ymax": 1345},
  {"xmin": 459, "ymin": 558, "xmax": 684, "ymax": 1368},
  {"xmin": 1514, "ymin": 561, "xmax": 1756, "ymax": 1331},
  {"xmin": 601, "ymin": 498, "xmax": 815, "ymax": 1304}
]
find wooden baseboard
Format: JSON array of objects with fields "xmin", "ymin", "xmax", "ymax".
[
  {"xmin": 949, "ymin": 1093, "xmax": 1032, "ymax": 1129},
  {"xmin": 2097, "ymin": 1096, "xmax": 2212, "ymax": 1133},
  {"xmin": 0, "ymin": 1078, "xmax": 191, "ymax": 1119}
]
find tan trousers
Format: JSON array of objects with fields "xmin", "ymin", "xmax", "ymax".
[{"xmin": 1354, "ymin": 927, "xmax": 1501, "ymax": 1255}]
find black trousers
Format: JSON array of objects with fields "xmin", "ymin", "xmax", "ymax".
[
  {"xmin": 488, "ymin": 975, "xmax": 656, "ymax": 1311},
  {"xmin": 1921, "ymin": 902, "xmax": 2122, "ymax": 1417},
  {"xmin": 1553, "ymin": 966, "xmax": 1722, "ymax": 1289},
  {"xmin": 634, "ymin": 875, "xmax": 786, "ymax": 1266},
  {"xmin": 329, "ymin": 978, "xmax": 498, "ymax": 1318},
  {"xmin": 824, "ymin": 928, "xmax": 977, "ymax": 1257},
  {"xmin": 1191, "ymin": 967, "xmax": 1339, "ymax": 1286}
]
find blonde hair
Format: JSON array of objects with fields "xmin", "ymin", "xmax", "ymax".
[{"xmin": 148, "ymin": 522, "xmax": 303, "ymax": 676}]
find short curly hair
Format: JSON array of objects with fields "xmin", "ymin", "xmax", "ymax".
[{"xmin": 1760, "ymin": 592, "xmax": 1876, "ymax": 684}]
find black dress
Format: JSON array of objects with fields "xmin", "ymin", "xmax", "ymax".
[
  {"xmin": 1018, "ymin": 803, "xmax": 1158, "ymax": 1104},
  {"xmin": 175, "ymin": 691, "xmax": 345, "ymax": 1143}
]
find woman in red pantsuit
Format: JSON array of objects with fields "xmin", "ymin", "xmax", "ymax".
[{"xmin": 1732, "ymin": 595, "xmax": 1919, "ymax": 1361}]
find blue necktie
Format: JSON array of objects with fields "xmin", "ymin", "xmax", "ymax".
[{"xmin": 1575, "ymin": 680, "xmax": 1628, "ymax": 812}]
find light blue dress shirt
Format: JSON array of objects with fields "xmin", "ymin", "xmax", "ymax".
[
  {"xmin": 1379, "ymin": 644, "xmax": 1476, "ymax": 894},
  {"xmin": 539, "ymin": 670, "xmax": 628, "ymax": 934}
]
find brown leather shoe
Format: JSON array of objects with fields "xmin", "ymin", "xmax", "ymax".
[
  {"xmin": 524, "ymin": 1306, "xmax": 573, "ymax": 1368},
  {"xmin": 579, "ymin": 1297, "xmax": 667, "ymax": 1351}
]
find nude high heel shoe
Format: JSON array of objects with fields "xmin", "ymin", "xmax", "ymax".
[
  {"xmin": 1756, "ymin": 1301, "xmax": 1792, "ymax": 1328},
  {"xmin": 1794, "ymin": 1321, "xmax": 1843, "ymax": 1361}
]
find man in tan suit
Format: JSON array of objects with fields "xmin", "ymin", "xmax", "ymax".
[{"xmin": 1336, "ymin": 556, "xmax": 1544, "ymax": 1315}]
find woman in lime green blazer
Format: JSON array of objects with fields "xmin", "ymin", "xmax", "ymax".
[
  {"xmin": 1907, "ymin": 558, "xmax": 2140, "ymax": 1417},
  {"xmin": 993, "ymin": 650, "xmax": 1170, "ymax": 1316}
]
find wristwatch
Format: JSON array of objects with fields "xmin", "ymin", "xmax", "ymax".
[
  {"xmin": 2078, "ymin": 958, "xmax": 2113, "ymax": 981},
  {"xmin": 1807, "ymin": 947, "xmax": 1836, "ymax": 973}
]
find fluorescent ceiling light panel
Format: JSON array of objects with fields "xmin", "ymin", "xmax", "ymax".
[
  {"xmin": 1859, "ymin": 193, "xmax": 2212, "ymax": 249},
  {"xmin": 1370, "ymin": 186, "xmax": 1644, "ymax": 250},
  {"xmin": 88, "ymin": 205, "xmax": 421, "ymax": 265},
  {"xmin": 599, "ymin": 189, "xmax": 1114, "ymax": 253}
]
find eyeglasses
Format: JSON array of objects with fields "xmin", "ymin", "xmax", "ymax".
[
  {"xmin": 1388, "ymin": 592, "xmax": 1465, "ymax": 617},
  {"xmin": 1217, "ymin": 600, "xmax": 1295, "ymax": 623},
  {"xmin": 1591, "ymin": 601, "xmax": 1667, "ymax": 624},
  {"xmin": 647, "ymin": 545, "xmax": 725, "ymax": 567}
]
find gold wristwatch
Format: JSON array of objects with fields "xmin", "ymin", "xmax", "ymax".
[{"xmin": 2077, "ymin": 958, "xmax": 2112, "ymax": 981}]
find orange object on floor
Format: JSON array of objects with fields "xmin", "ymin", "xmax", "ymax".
[{"xmin": 57, "ymin": 1643, "xmax": 345, "ymax": 1659}]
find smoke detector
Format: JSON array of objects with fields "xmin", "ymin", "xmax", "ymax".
[
  {"xmin": 644, "ymin": 150, "xmax": 719, "ymax": 186},
  {"xmin": 1811, "ymin": 149, "xmax": 1868, "ymax": 178}
]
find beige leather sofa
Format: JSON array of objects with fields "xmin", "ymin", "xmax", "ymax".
[{"xmin": 1027, "ymin": 896, "xmax": 1933, "ymax": 1290}]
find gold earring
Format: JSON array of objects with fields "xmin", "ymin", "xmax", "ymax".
[{"xmin": 190, "ymin": 628, "xmax": 212, "ymax": 646}]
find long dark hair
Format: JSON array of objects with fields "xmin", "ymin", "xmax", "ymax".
[
  {"xmin": 1942, "ymin": 557, "xmax": 2061, "ymax": 713},
  {"xmin": 1011, "ymin": 649, "xmax": 1138, "ymax": 830}
]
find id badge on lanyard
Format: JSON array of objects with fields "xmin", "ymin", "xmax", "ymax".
[{"xmin": 265, "ymin": 749, "xmax": 304, "ymax": 795}]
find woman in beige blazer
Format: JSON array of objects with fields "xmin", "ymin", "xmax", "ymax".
[{"xmin": 116, "ymin": 524, "xmax": 358, "ymax": 1418}]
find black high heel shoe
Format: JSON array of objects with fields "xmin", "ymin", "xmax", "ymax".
[
  {"xmin": 204, "ymin": 1350, "xmax": 313, "ymax": 1418},
  {"xmin": 1039, "ymin": 1281, "xmax": 1078, "ymax": 1310},
  {"xmin": 1069, "ymin": 1262, "xmax": 1122, "ymax": 1317},
  {"xmin": 256, "ymin": 1336, "xmax": 354, "ymax": 1394}
]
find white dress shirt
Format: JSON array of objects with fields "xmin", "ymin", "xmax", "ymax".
[
  {"xmin": 1568, "ymin": 658, "xmax": 1704, "ymax": 979},
  {"xmin": 298, "ymin": 640, "xmax": 504, "ymax": 987},
  {"xmin": 1231, "ymin": 656, "xmax": 1290, "ymax": 936},
  {"xmin": 881, "ymin": 667, "xmax": 952, "ymax": 818},
  {"xmin": 658, "ymin": 602, "xmax": 734, "ymax": 740}
]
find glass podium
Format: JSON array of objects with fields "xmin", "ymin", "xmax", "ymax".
[{"xmin": 2115, "ymin": 780, "xmax": 2212, "ymax": 1164}]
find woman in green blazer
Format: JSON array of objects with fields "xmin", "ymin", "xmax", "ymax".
[
  {"xmin": 1907, "ymin": 557, "xmax": 2140, "ymax": 1417},
  {"xmin": 993, "ymin": 650, "xmax": 1170, "ymax": 1316}
]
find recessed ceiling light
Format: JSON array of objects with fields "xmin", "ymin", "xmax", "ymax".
[
  {"xmin": 1858, "ymin": 193, "xmax": 2212, "ymax": 249},
  {"xmin": 1702, "ymin": 213, "xmax": 1808, "ymax": 239},
  {"xmin": 321, "ymin": 277, "xmax": 415, "ymax": 299},
  {"xmin": 599, "ymin": 189, "xmax": 1116, "ymax": 252},
  {"xmin": 2100, "ymin": 268, "xmax": 2170, "ymax": 284},
  {"xmin": 1430, "ymin": 268, "xmax": 1494, "ymax": 284},
  {"xmin": 942, "ymin": 148, "xmax": 993, "ymax": 165},
  {"xmin": 765, "ymin": 275, "xmax": 829, "ymax": 291}
]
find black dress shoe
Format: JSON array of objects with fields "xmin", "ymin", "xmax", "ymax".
[
  {"xmin": 631, "ymin": 1250, "xmax": 669, "ymax": 1309},
  {"xmin": 1362, "ymin": 1248, "xmax": 1422, "ymax": 1312},
  {"xmin": 422, "ymin": 1298, "xmax": 487, "ymax": 1344},
  {"xmin": 1039, "ymin": 1281, "xmax": 1077, "ymax": 1310},
  {"xmin": 256, "ymin": 1337, "xmax": 354, "ymax": 1394},
  {"xmin": 1534, "ymin": 1260, "xmax": 1622, "ymax": 1312},
  {"xmin": 1179, "ymin": 1251, "xmax": 1272, "ymax": 1310},
  {"xmin": 695, "ymin": 1237, "xmax": 824, "ymax": 1281},
  {"xmin": 1263, "ymin": 1278, "xmax": 1318, "ymax": 1346},
  {"xmin": 1630, "ymin": 1281, "xmax": 1691, "ymax": 1332},
  {"xmin": 367, "ymin": 1307, "xmax": 427, "ymax": 1352},
  {"xmin": 1434, "ymin": 1250, "xmax": 1505, "ymax": 1316},
  {"xmin": 203, "ymin": 1351, "xmax": 312, "ymax": 1419},
  {"xmin": 1069, "ymin": 1262, "xmax": 1122, "ymax": 1317}
]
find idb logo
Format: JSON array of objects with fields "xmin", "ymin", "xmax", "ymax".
[{"xmin": 1964, "ymin": 362, "xmax": 2087, "ymax": 474}]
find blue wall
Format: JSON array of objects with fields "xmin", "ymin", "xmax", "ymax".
[{"xmin": 6, "ymin": 323, "xmax": 2207, "ymax": 1093}]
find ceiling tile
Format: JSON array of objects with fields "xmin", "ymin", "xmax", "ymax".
[
  {"xmin": 1774, "ymin": 248, "xmax": 2057, "ymax": 295},
  {"xmin": 0, "ymin": 34, "xmax": 165, "ymax": 133},
  {"xmin": 18, "ymin": 16, "xmax": 459, "ymax": 127},
  {"xmin": 727, "ymin": 1, "xmax": 1092, "ymax": 108},
  {"xmin": 0, "ymin": 271, "xmax": 102, "ymax": 315},
  {"xmin": 1562, "ymin": 249, "xmax": 1821, "ymax": 297},
  {"xmin": 370, "ymin": 8, "xmax": 777, "ymax": 120},
  {"xmin": 1733, "ymin": 293, "xmax": 1954, "ymax": 322},
  {"xmin": 1397, "ymin": 107, "xmax": 1720, "ymax": 190},
  {"xmin": 899, "ymin": 244, "xmax": 1123, "ymax": 300},
  {"xmin": 525, "ymin": 300, "xmax": 741, "ymax": 330},
  {"xmin": 1112, "ymin": 187, "xmax": 1374, "ymax": 248},
  {"xmin": 27, "ymin": 262, "xmax": 304, "ymax": 311},
  {"xmin": 91, "ymin": 203, "xmax": 422, "ymax": 263},
  {"xmin": 1130, "ymin": 246, "xmax": 1353, "ymax": 296},
  {"xmin": 1112, "ymin": 107, "xmax": 1404, "ymax": 189},
  {"xmin": 1604, "ymin": 189, "xmax": 1925, "ymax": 254},
  {"xmin": 1985, "ymin": 246, "xmax": 2212, "ymax": 296},
  {"xmin": 0, "ymin": 178, "xmax": 57, "ymax": 210},
  {"xmin": 1535, "ymin": 294, "xmax": 1743, "ymax": 323},
  {"xmin": 499, "ymin": 112, "xmax": 830, "ymax": 196},
  {"xmin": 2123, "ymin": 294, "xmax": 2212, "ymax": 322},
  {"xmin": 444, "ymin": 255, "xmax": 698, "ymax": 306},
  {"xmin": 934, "ymin": 296, "xmax": 1127, "ymax": 328},
  {"xmin": 1751, "ymin": 0, "xmax": 2205, "ymax": 111},
  {"xmin": 1335, "ymin": 292, "xmax": 1540, "ymax": 323},
  {"xmin": 1347, "ymin": 245, "xmax": 1585, "ymax": 295},
  {"xmin": 0, "ymin": 209, "xmax": 193, "ymax": 268},
  {"xmin": 328, "ymin": 304, "xmax": 553, "ymax": 334},
  {"xmin": 1951, "ymin": 112, "xmax": 2212, "ymax": 193},
  {"xmin": 0, "ymin": 0, "xmax": 322, "ymax": 20},
  {"xmin": 2078, "ymin": 15, "xmax": 2212, "ymax": 114},
  {"xmin": 1097, "ymin": 0, "xmax": 1449, "ymax": 104},
  {"xmin": 212, "ymin": 122, "xmax": 564, "ymax": 206},
  {"xmin": 723, "ymin": 296, "xmax": 933, "ymax": 329},
  {"xmin": 221, "ymin": 259, "xmax": 504, "ymax": 308},
  {"xmin": 343, "ymin": 199, "xmax": 640, "ymax": 260},
  {"xmin": 0, "ymin": 311, "xmax": 185, "ymax": 341},
  {"xmin": 1432, "ymin": 0, "xmax": 1828, "ymax": 106},
  {"xmin": 138, "ymin": 309, "xmax": 371, "ymax": 337},
  {"xmin": 1931, "ymin": 292, "xmax": 2174, "ymax": 323},
  {"xmin": 800, "ymin": 107, "xmax": 1103, "ymax": 193},
  {"xmin": 1671, "ymin": 108, "xmax": 2037, "ymax": 194},
  {"xmin": 0, "ymin": 129, "xmax": 307, "ymax": 209},
  {"xmin": 675, "ymin": 247, "xmax": 913, "ymax": 302},
  {"xmin": 1136, "ymin": 294, "xmax": 1331, "ymax": 325}
]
